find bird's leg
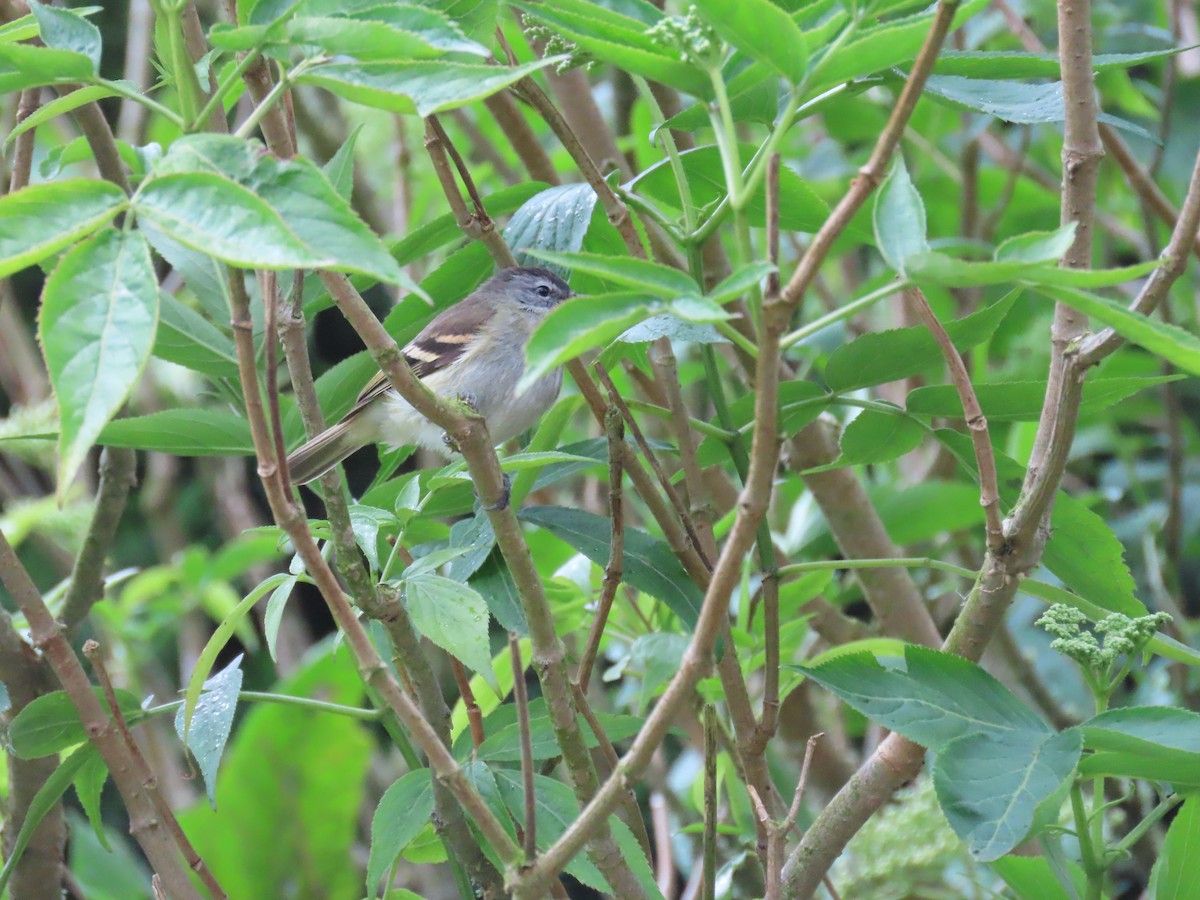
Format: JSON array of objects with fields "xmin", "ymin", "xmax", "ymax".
[
  {"xmin": 440, "ymin": 392, "xmax": 481, "ymax": 454},
  {"xmin": 481, "ymin": 473, "xmax": 512, "ymax": 512}
]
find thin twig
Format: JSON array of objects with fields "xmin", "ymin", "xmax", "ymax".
[
  {"xmin": 595, "ymin": 362, "xmax": 711, "ymax": 569},
  {"xmin": 702, "ymin": 705, "xmax": 718, "ymax": 900},
  {"xmin": 60, "ymin": 447, "xmax": 137, "ymax": 629},
  {"xmin": 650, "ymin": 792, "xmax": 674, "ymax": 898},
  {"xmin": 452, "ymin": 657, "xmax": 486, "ymax": 750},
  {"xmin": 576, "ymin": 407, "xmax": 625, "ymax": 694},
  {"xmin": 8, "ymin": 87, "xmax": 38, "ymax": 193},
  {"xmin": 905, "ymin": 287, "xmax": 1004, "ymax": 553},
  {"xmin": 259, "ymin": 272, "xmax": 292, "ymax": 496},
  {"xmin": 83, "ymin": 641, "xmax": 226, "ymax": 899},
  {"xmin": 510, "ymin": 634, "xmax": 538, "ymax": 859},
  {"xmin": 0, "ymin": 532, "xmax": 203, "ymax": 898}
]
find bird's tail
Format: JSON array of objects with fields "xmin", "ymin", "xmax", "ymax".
[{"xmin": 286, "ymin": 416, "xmax": 371, "ymax": 485}]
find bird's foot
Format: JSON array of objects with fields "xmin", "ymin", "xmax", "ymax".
[{"xmin": 479, "ymin": 473, "xmax": 512, "ymax": 512}]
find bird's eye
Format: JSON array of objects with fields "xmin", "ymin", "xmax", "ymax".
[{"xmin": 536, "ymin": 285, "xmax": 552, "ymax": 297}]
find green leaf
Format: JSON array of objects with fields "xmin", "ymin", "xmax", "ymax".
[
  {"xmin": 174, "ymin": 655, "xmax": 243, "ymax": 808},
  {"xmin": 323, "ymin": 123, "xmax": 361, "ymax": 202},
  {"xmin": 0, "ymin": 179, "xmax": 127, "ymax": 278},
  {"xmin": 155, "ymin": 291, "xmax": 239, "ymax": 377},
  {"xmin": 629, "ymin": 144, "xmax": 829, "ymax": 233},
  {"xmin": 0, "ymin": 41, "xmax": 95, "ymax": 92},
  {"xmin": 72, "ymin": 748, "xmax": 110, "ymax": 851},
  {"xmin": 475, "ymin": 698, "xmax": 645, "ymax": 761},
  {"xmin": 521, "ymin": 505, "xmax": 703, "ymax": 628},
  {"xmin": 516, "ymin": 0, "xmax": 709, "ymax": 97},
  {"xmin": 0, "ymin": 744, "xmax": 98, "ymax": 894},
  {"xmin": 99, "ymin": 408, "xmax": 253, "ymax": 455},
  {"xmin": 629, "ymin": 632, "xmax": 688, "ymax": 711},
  {"xmin": 708, "ymin": 262, "xmax": 776, "ymax": 304},
  {"xmin": 29, "ymin": 0, "xmax": 101, "ymax": 71},
  {"xmin": 905, "ymin": 376, "xmax": 1182, "ymax": 421},
  {"xmin": 526, "ymin": 249, "xmax": 697, "ymax": 296},
  {"xmin": 177, "ymin": 648, "xmax": 372, "ymax": 900},
  {"xmin": 934, "ymin": 47, "xmax": 1194, "ymax": 80},
  {"xmin": 135, "ymin": 172, "xmax": 326, "ymax": 270},
  {"xmin": 181, "ymin": 574, "xmax": 289, "ymax": 745},
  {"xmin": 491, "ymin": 767, "xmax": 662, "ymax": 897},
  {"xmin": 800, "ymin": 644, "xmax": 1048, "ymax": 751},
  {"xmin": 8, "ymin": 688, "xmax": 142, "ymax": 758},
  {"xmin": 263, "ymin": 575, "xmax": 298, "ymax": 663},
  {"xmin": 693, "ymin": 0, "xmax": 808, "ymax": 83},
  {"xmin": 1079, "ymin": 707, "xmax": 1200, "ymax": 787},
  {"xmin": 935, "ymin": 729, "xmax": 1081, "ymax": 861},
  {"xmin": 873, "ymin": 157, "xmax": 928, "ymax": 273},
  {"xmin": 140, "ymin": 221, "xmax": 230, "ymax": 319},
  {"xmin": 349, "ymin": 505, "xmax": 400, "ymax": 574},
  {"xmin": 1035, "ymin": 284, "xmax": 1200, "ymax": 376},
  {"xmin": 404, "ymin": 573, "xmax": 496, "ymax": 687},
  {"xmin": 1149, "ymin": 798, "xmax": 1200, "ymax": 899},
  {"xmin": 39, "ymin": 230, "xmax": 158, "ymax": 492},
  {"xmin": 520, "ymin": 292, "xmax": 662, "ymax": 392},
  {"xmin": 994, "ymin": 225, "xmax": 1077, "ymax": 263},
  {"xmin": 990, "ymin": 856, "xmax": 1084, "ymax": 900},
  {"xmin": 469, "ymin": 549, "xmax": 529, "ymax": 636},
  {"xmin": 812, "ymin": 0, "xmax": 986, "ymax": 86},
  {"xmin": 299, "ymin": 57, "xmax": 562, "ymax": 116},
  {"xmin": 423, "ymin": 0, "xmax": 500, "ymax": 42},
  {"xmin": 618, "ymin": 314, "xmax": 726, "ymax": 345},
  {"xmin": 829, "ymin": 409, "xmax": 926, "ymax": 467},
  {"xmin": 505, "ymin": 182, "xmax": 599, "ymax": 272},
  {"xmin": 923, "ymin": 75, "xmax": 1158, "ymax": 140},
  {"xmin": 367, "ymin": 770, "xmax": 435, "ymax": 899},
  {"xmin": 3, "ymin": 83, "xmax": 125, "ymax": 149},
  {"xmin": 825, "ymin": 290, "xmax": 1016, "ymax": 392}
]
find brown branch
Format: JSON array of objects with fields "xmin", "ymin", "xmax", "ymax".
[
  {"xmin": 260, "ymin": 272, "xmax": 291, "ymax": 496},
  {"xmin": 448, "ymin": 108, "xmax": 519, "ymax": 184},
  {"xmin": 595, "ymin": 362, "xmax": 711, "ymax": 569},
  {"xmin": 82, "ymin": 641, "xmax": 225, "ymax": 898},
  {"xmin": 8, "ymin": 87, "xmax": 38, "ymax": 193},
  {"xmin": 424, "ymin": 115, "xmax": 518, "ymax": 268},
  {"xmin": 59, "ymin": 447, "xmax": 138, "ymax": 629},
  {"xmin": 483, "ymin": 91, "xmax": 560, "ymax": 185},
  {"xmin": 318, "ymin": 272, "xmax": 645, "ymax": 896},
  {"xmin": 510, "ymin": 634, "xmax": 538, "ymax": 859},
  {"xmin": 904, "ymin": 286, "xmax": 1003, "ymax": 554},
  {"xmin": 650, "ymin": 792, "xmax": 674, "ymax": 897},
  {"xmin": 780, "ymin": 1, "xmax": 961, "ymax": 311},
  {"xmin": 452, "ymin": 658, "xmax": 486, "ymax": 751},
  {"xmin": 0, "ymin": 532, "xmax": 203, "ymax": 898},
  {"xmin": 576, "ymin": 407, "xmax": 625, "ymax": 694},
  {"xmin": 702, "ymin": 705, "xmax": 718, "ymax": 900},
  {"xmin": 231, "ymin": 270, "xmax": 522, "ymax": 871}
]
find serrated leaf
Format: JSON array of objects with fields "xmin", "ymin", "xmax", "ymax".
[
  {"xmin": 825, "ymin": 291, "xmax": 1016, "ymax": 392},
  {"xmin": 694, "ymin": 0, "xmax": 808, "ymax": 83},
  {"xmin": 521, "ymin": 506, "xmax": 703, "ymax": 628},
  {"xmin": 520, "ymin": 292, "xmax": 661, "ymax": 392},
  {"xmin": 0, "ymin": 179, "xmax": 127, "ymax": 279},
  {"xmin": 299, "ymin": 57, "xmax": 562, "ymax": 116},
  {"xmin": 29, "ymin": 0, "xmax": 101, "ymax": 71},
  {"xmin": 874, "ymin": 157, "xmax": 928, "ymax": 273},
  {"xmin": 800, "ymin": 644, "xmax": 1048, "ymax": 751},
  {"xmin": 174, "ymin": 655, "xmax": 244, "ymax": 808},
  {"xmin": 366, "ymin": 770, "xmax": 435, "ymax": 898},
  {"xmin": 527, "ymin": 249, "xmax": 696, "ymax": 296},
  {"xmin": 135, "ymin": 172, "xmax": 326, "ymax": 270},
  {"xmin": 1035, "ymin": 284, "xmax": 1200, "ymax": 376},
  {"xmin": 404, "ymin": 573, "xmax": 495, "ymax": 687},
  {"xmin": 1079, "ymin": 707, "xmax": 1200, "ymax": 787},
  {"xmin": 934, "ymin": 729, "xmax": 1082, "ymax": 861},
  {"xmin": 504, "ymin": 182, "xmax": 599, "ymax": 274},
  {"xmin": 99, "ymin": 408, "xmax": 253, "ymax": 455},
  {"xmin": 469, "ymin": 549, "xmax": 528, "ymax": 636},
  {"xmin": 8, "ymin": 688, "xmax": 142, "ymax": 758},
  {"xmin": 831, "ymin": 409, "xmax": 926, "ymax": 467},
  {"xmin": 349, "ymin": 505, "xmax": 400, "ymax": 574},
  {"xmin": 39, "ymin": 230, "xmax": 158, "ymax": 492},
  {"xmin": 1149, "ymin": 798, "xmax": 1200, "ymax": 899},
  {"xmin": 72, "ymin": 748, "xmax": 110, "ymax": 851},
  {"xmin": 263, "ymin": 575, "xmax": 298, "ymax": 663}
]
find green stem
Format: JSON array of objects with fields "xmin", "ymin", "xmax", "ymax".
[
  {"xmin": 781, "ymin": 280, "xmax": 909, "ymax": 348},
  {"xmin": 1109, "ymin": 793, "xmax": 1183, "ymax": 861},
  {"xmin": 234, "ymin": 59, "xmax": 313, "ymax": 140},
  {"xmin": 96, "ymin": 78, "xmax": 185, "ymax": 128},
  {"xmin": 191, "ymin": 49, "xmax": 262, "ymax": 131},
  {"xmin": 623, "ymin": 398, "xmax": 735, "ymax": 441},
  {"xmin": 1070, "ymin": 782, "xmax": 1104, "ymax": 900},
  {"xmin": 144, "ymin": 690, "xmax": 387, "ymax": 721},
  {"xmin": 633, "ymin": 75, "xmax": 697, "ymax": 236}
]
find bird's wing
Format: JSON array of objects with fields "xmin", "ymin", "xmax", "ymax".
[{"xmin": 349, "ymin": 296, "xmax": 495, "ymax": 411}]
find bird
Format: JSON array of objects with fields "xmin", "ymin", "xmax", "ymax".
[{"xmin": 286, "ymin": 265, "xmax": 572, "ymax": 486}]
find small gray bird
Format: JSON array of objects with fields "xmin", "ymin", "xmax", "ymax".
[{"xmin": 287, "ymin": 266, "xmax": 572, "ymax": 485}]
